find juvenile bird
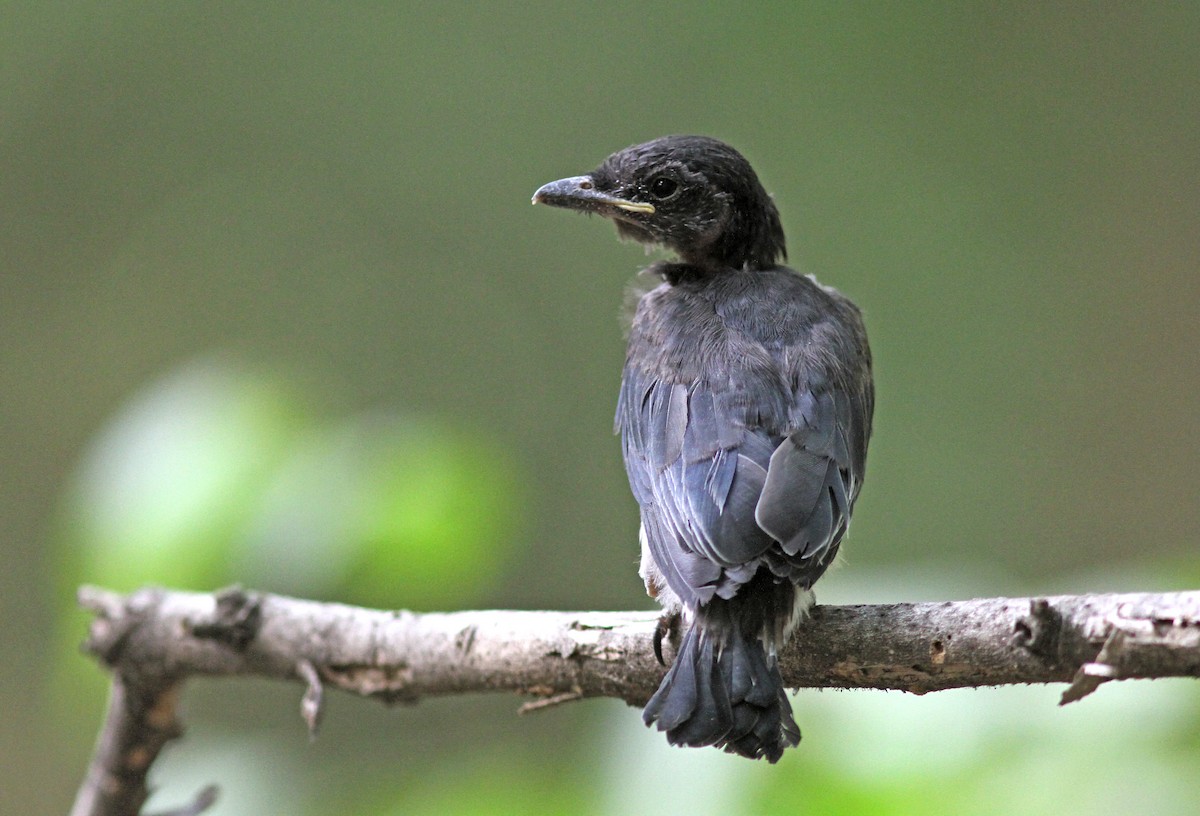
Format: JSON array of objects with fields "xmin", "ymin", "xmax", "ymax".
[{"xmin": 533, "ymin": 136, "xmax": 873, "ymax": 762}]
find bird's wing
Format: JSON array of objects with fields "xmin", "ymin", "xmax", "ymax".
[
  {"xmin": 618, "ymin": 361, "xmax": 870, "ymax": 608},
  {"xmin": 618, "ymin": 367, "xmax": 780, "ymax": 607},
  {"xmin": 754, "ymin": 370, "xmax": 870, "ymax": 585}
]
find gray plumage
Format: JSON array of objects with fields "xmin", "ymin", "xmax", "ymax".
[{"xmin": 534, "ymin": 135, "xmax": 873, "ymax": 762}]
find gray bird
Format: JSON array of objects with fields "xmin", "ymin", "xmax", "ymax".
[{"xmin": 533, "ymin": 135, "xmax": 873, "ymax": 762}]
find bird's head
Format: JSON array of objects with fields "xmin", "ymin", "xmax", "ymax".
[{"xmin": 533, "ymin": 135, "xmax": 786, "ymax": 272}]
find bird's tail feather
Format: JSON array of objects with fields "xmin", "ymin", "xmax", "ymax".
[{"xmin": 642, "ymin": 618, "xmax": 800, "ymax": 762}]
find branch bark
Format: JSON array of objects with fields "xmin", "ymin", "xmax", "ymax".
[{"xmin": 72, "ymin": 586, "xmax": 1200, "ymax": 816}]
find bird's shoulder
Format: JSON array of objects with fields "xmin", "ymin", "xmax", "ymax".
[{"xmin": 626, "ymin": 264, "xmax": 867, "ymax": 389}]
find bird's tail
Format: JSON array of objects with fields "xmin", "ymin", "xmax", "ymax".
[{"xmin": 642, "ymin": 603, "xmax": 801, "ymax": 762}]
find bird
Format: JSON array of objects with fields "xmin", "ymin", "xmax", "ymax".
[{"xmin": 532, "ymin": 135, "xmax": 873, "ymax": 762}]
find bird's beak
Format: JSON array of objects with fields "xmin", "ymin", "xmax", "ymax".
[{"xmin": 531, "ymin": 176, "xmax": 655, "ymax": 215}]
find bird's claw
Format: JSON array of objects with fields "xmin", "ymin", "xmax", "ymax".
[{"xmin": 653, "ymin": 611, "xmax": 680, "ymax": 666}]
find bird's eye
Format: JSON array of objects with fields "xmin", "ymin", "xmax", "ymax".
[{"xmin": 647, "ymin": 177, "xmax": 679, "ymax": 200}]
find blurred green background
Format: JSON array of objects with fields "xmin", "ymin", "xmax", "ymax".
[{"xmin": 4, "ymin": 3, "xmax": 1198, "ymax": 814}]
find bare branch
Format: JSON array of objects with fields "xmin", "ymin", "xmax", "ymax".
[
  {"xmin": 72, "ymin": 586, "xmax": 1200, "ymax": 815},
  {"xmin": 68, "ymin": 676, "xmax": 186, "ymax": 816}
]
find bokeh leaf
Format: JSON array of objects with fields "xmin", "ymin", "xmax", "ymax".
[
  {"xmin": 62, "ymin": 356, "xmax": 306, "ymax": 591},
  {"xmin": 237, "ymin": 411, "xmax": 522, "ymax": 608}
]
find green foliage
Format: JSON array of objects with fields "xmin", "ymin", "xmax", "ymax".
[
  {"xmin": 236, "ymin": 411, "xmax": 521, "ymax": 609},
  {"xmin": 60, "ymin": 357, "xmax": 522, "ymax": 607},
  {"xmin": 61, "ymin": 358, "xmax": 306, "ymax": 591}
]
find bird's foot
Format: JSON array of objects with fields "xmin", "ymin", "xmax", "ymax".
[{"xmin": 652, "ymin": 610, "xmax": 681, "ymax": 666}]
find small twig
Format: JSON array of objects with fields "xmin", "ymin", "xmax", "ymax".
[
  {"xmin": 297, "ymin": 658, "xmax": 324, "ymax": 736},
  {"xmin": 518, "ymin": 689, "xmax": 584, "ymax": 714},
  {"xmin": 144, "ymin": 785, "xmax": 218, "ymax": 816}
]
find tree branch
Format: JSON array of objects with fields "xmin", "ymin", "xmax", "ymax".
[{"xmin": 72, "ymin": 586, "xmax": 1200, "ymax": 816}]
